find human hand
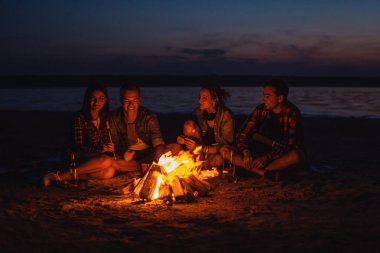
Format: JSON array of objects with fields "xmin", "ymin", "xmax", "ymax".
[
  {"xmin": 243, "ymin": 151, "xmax": 253, "ymax": 169},
  {"xmin": 124, "ymin": 150, "xmax": 135, "ymax": 161},
  {"xmin": 177, "ymin": 135, "xmax": 186, "ymax": 144},
  {"xmin": 219, "ymin": 145, "xmax": 231, "ymax": 159},
  {"xmin": 272, "ymin": 141, "xmax": 288, "ymax": 154},
  {"xmin": 251, "ymin": 156, "xmax": 268, "ymax": 170},
  {"xmin": 154, "ymin": 145, "xmax": 165, "ymax": 162},
  {"xmin": 103, "ymin": 143, "xmax": 115, "ymax": 152},
  {"xmin": 184, "ymin": 137, "xmax": 197, "ymax": 151}
]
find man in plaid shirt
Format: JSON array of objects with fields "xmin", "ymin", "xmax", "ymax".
[{"xmin": 221, "ymin": 78, "xmax": 306, "ymax": 177}]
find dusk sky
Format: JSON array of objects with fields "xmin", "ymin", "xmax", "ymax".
[{"xmin": 1, "ymin": 0, "xmax": 380, "ymax": 76}]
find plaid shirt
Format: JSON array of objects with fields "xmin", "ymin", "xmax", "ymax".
[
  {"xmin": 236, "ymin": 101, "xmax": 303, "ymax": 161},
  {"xmin": 73, "ymin": 113, "xmax": 111, "ymax": 153}
]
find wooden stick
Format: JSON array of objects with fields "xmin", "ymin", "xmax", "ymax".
[
  {"xmin": 132, "ymin": 163, "xmax": 154, "ymax": 195},
  {"xmin": 106, "ymin": 120, "xmax": 117, "ymax": 160}
]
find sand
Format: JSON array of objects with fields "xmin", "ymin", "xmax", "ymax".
[{"xmin": 0, "ymin": 111, "xmax": 379, "ymax": 253}]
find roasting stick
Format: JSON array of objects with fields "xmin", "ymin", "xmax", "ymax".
[{"xmin": 106, "ymin": 121, "xmax": 117, "ymax": 160}]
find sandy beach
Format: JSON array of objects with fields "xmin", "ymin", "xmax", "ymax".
[{"xmin": 0, "ymin": 111, "xmax": 379, "ymax": 252}]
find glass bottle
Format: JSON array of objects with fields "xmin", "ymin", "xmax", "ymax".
[{"xmin": 69, "ymin": 153, "xmax": 77, "ymax": 182}]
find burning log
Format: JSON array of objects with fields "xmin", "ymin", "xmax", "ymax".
[
  {"xmin": 131, "ymin": 151, "xmax": 219, "ymax": 203},
  {"xmin": 132, "ymin": 167, "xmax": 212, "ymax": 201},
  {"xmin": 138, "ymin": 164, "xmax": 164, "ymax": 201},
  {"xmin": 122, "ymin": 178, "xmax": 139, "ymax": 194},
  {"xmin": 159, "ymin": 183, "xmax": 171, "ymax": 198},
  {"xmin": 179, "ymin": 179, "xmax": 198, "ymax": 201},
  {"xmin": 171, "ymin": 175, "xmax": 185, "ymax": 199},
  {"xmin": 132, "ymin": 166, "xmax": 151, "ymax": 198},
  {"xmin": 185, "ymin": 174, "xmax": 211, "ymax": 196}
]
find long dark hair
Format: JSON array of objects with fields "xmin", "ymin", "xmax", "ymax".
[
  {"xmin": 81, "ymin": 85, "xmax": 110, "ymax": 120},
  {"xmin": 200, "ymin": 85, "xmax": 230, "ymax": 108}
]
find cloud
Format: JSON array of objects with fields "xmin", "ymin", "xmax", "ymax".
[
  {"xmin": 1, "ymin": 30, "xmax": 380, "ymax": 76},
  {"xmin": 178, "ymin": 48, "xmax": 227, "ymax": 58}
]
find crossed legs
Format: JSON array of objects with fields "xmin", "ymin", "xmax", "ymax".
[{"xmin": 220, "ymin": 145, "xmax": 306, "ymax": 177}]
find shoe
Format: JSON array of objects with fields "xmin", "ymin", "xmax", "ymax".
[{"xmin": 42, "ymin": 172, "xmax": 62, "ymax": 187}]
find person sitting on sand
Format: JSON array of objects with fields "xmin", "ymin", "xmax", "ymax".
[
  {"xmin": 177, "ymin": 85, "xmax": 234, "ymax": 168},
  {"xmin": 177, "ymin": 120, "xmax": 202, "ymax": 148},
  {"xmin": 108, "ymin": 85, "xmax": 165, "ymax": 168},
  {"xmin": 220, "ymin": 78, "xmax": 307, "ymax": 177},
  {"xmin": 43, "ymin": 86, "xmax": 140, "ymax": 186}
]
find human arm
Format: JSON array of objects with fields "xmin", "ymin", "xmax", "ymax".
[
  {"xmin": 236, "ymin": 108, "xmax": 259, "ymax": 152},
  {"xmin": 108, "ymin": 112, "xmax": 126, "ymax": 156},
  {"xmin": 124, "ymin": 150, "xmax": 135, "ymax": 161},
  {"xmin": 148, "ymin": 113, "xmax": 165, "ymax": 148},
  {"xmin": 154, "ymin": 144, "xmax": 165, "ymax": 162},
  {"xmin": 177, "ymin": 135, "xmax": 186, "ymax": 144},
  {"xmin": 264, "ymin": 110, "xmax": 300, "ymax": 162},
  {"xmin": 236, "ymin": 107, "xmax": 262, "ymax": 167},
  {"xmin": 218, "ymin": 110, "xmax": 235, "ymax": 145},
  {"xmin": 146, "ymin": 113, "xmax": 165, "ymax": 161}
]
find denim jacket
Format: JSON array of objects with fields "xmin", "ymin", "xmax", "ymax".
[
  {"xmin": 109, "ymin": 106, "xmax": 165, "ymax": 156},
  {"xmin": 193, "ymin": 105, "xmax": 235, "ymax": 147}
]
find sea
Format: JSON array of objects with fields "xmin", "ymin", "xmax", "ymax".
[{"xmin": 0, "ymin": 86, "xmax": 379, "ymax": 118}]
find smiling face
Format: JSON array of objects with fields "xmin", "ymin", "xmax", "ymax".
[
  {"xmin": 121, "ymin": 89, "xmax": 141, "ymax": 113},
  {"xmin": 263, "ymin": 86, "xmax": 283, "ymax": 112},
  {"xmin": 89, "ymin": 89, "xmax": 107, "ymax": 112},
  {"xmin": 199, "ymin": 88, "xmax": 217, "ymax": 111}
]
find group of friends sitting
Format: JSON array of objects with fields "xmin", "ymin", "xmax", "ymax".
[{"xmin": 43, "ymin": 78, "xmax": 307, "ymax": 186}]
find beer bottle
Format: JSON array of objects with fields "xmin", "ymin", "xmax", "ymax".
[{"xmin": 69, "ymin": 153, "xmax": 77, "ymax": 181}]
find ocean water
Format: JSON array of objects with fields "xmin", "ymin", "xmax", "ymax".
[{"xmin": 0, "ymin": 86, "xmax": 379, "ymax": 118}]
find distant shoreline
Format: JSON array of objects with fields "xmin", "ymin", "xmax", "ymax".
[{"xmin": 1, "ymin": 75, "xmax": 380, "ymax": 87}]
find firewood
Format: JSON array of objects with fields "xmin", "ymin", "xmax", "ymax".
[
  {"xmin": 180, "ymin": 178, "xmax": 192, "ymax": 194},
  {"xmin": 186, "ymin": 174, "xmax": 209, "ymax": 196},
  {"xmin": 159, "ymin": 183, "xmax": 171, "ymax": 198},
  {"xmin": 171, "ymin": 176, "xmax": 185, "ymax": 198},
  {"xmin": 139, "ymin": 165, "xmax": 163, "ymax": 200},
  {"xmin": 132, "ymin": 165, "xmax": 152, "ymax": 198},
  {"xmin": 122, "ymin": 178, "xmax": 139, "ymax": 195},
  {"xmin": 197, "ymin": 177, "xmax": 211, "ymax": 191},
  {"xmin": 180, "ymin": 179, "xmax": 197, "ymax": 201}
]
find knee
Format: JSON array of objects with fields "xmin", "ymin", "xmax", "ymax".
[
  {"xmin": 98, "ymin": 156, "xmax": 112, "ymax": 167},
  {"xmin": 288, "ymin": 149, "xmax": 305, "ymax": 164},
  {"xmin": 101, "ymin": 167, "xmax": 115, "ymax": 179}
]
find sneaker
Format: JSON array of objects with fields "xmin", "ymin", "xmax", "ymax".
[{"xmin": 42, "ymin": 172, "xmax": 62, "ymax": 187}]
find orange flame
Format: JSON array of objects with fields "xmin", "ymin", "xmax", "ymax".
[{"xmin": 150, "ymin": 148, "xmax": 219, "ymax": 200}]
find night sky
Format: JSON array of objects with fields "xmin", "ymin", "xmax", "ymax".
[{"xmin": 1, "ymin": 0, "xmax": 380, "ymax": 76}]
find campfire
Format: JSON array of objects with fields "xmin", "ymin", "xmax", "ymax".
[{"xmin": 131, "ymin": 148, "xmax": 219, "ymax": 203}]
